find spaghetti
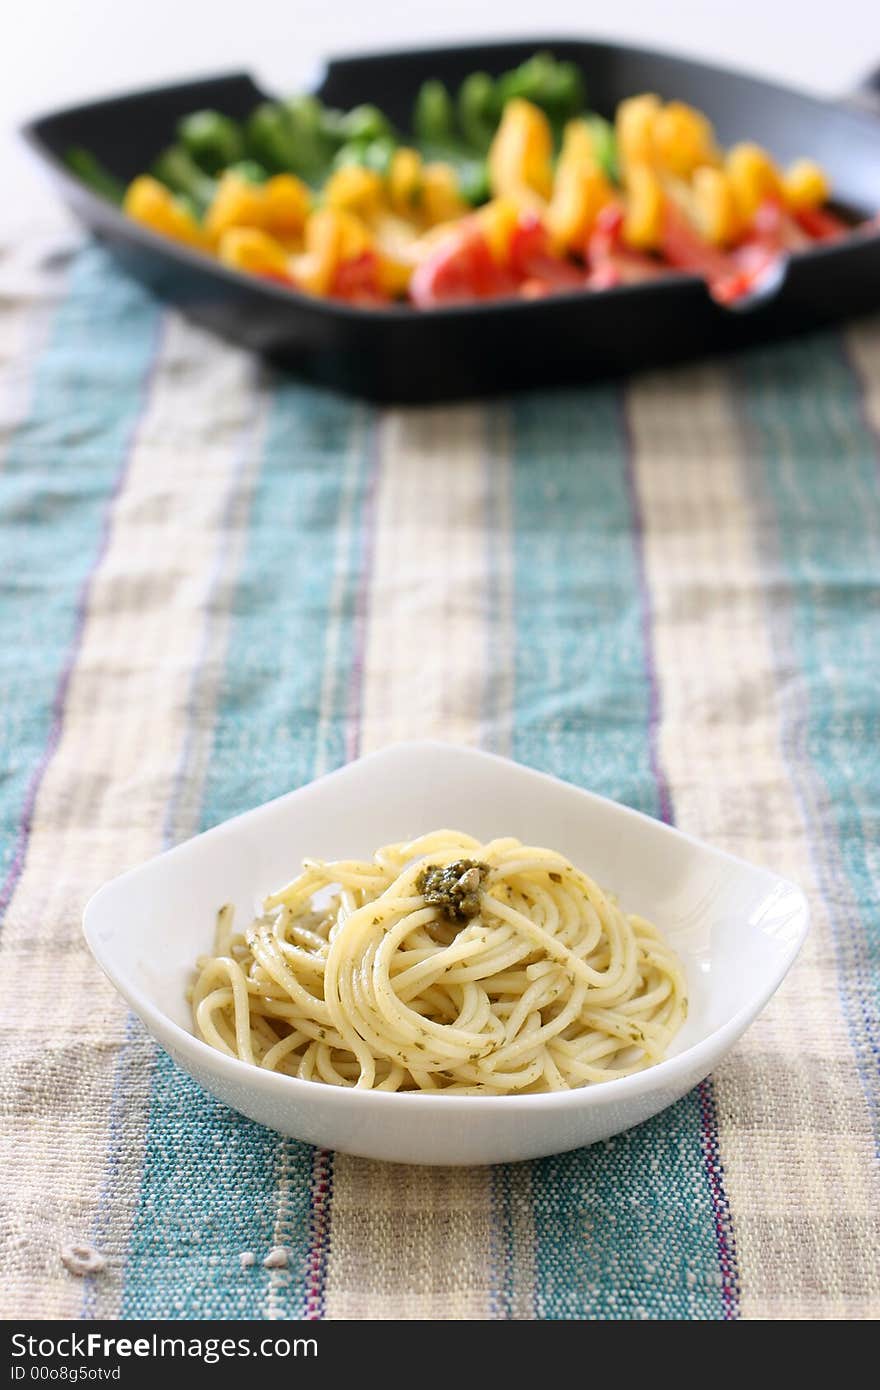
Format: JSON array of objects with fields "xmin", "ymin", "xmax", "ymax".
[{"xmin": 191, "ymin": 830, "xmax": 687, "ymax": 1094}]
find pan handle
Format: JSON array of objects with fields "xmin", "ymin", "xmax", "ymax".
[{"xmin": 845, "ymin": 63, "xmax": 880, "ymax": 115}]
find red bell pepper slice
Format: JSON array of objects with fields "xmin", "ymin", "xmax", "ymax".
[
  {"xmin": 586, "ymin": 201, "xmax": 625, "ymax": 261},
  {"xmin": 661, "ymin": 199, "xmax": 790, "ymax": 304},
  {"xmin": 660, "ymin": 201, "xmax": 737, "ymax": 280},
  {"xmin": 586, "ymin": 202, "xmax": 667, "ymax": 288},
  {"xmin": 329, "ymin": 251, "xmax": 389, "ymax": 306},
  {"xmin": 713, "ymin": 198, "xmax": 819, "ymax": 304},
  {"xmin": 586, "ymin": 254, "xmax": 667, "ymax": 289},
  {"xmin": 792, "ymin": 205, "xmax": 851, "ymax": 241},
  {"xmin": 750, "ymin": 198, "xmax": 812, "ymax": 252},
  {"xmin": 508, "ymin": 214, "xmax": 584, "ymax": 290},
  {"xmin": 410, "ymin": 225, "xmax": 517, "ymax": 307}
]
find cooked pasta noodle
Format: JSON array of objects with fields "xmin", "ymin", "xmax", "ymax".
[{"xmin": 190, "ymin": 830, "xmax": 687, "ymax": 1094}]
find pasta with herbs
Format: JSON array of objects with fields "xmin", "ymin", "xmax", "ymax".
[{"xmin": 190, "ymin": 830, "xmax": 687, "ymax": 1094}]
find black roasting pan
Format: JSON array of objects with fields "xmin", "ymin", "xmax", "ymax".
[{"xmin": 21, "ymin": 38, "xmax": 880, "ymax": 402}]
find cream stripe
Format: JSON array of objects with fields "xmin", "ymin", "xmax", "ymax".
[
  {"xmin": 483, "ymin": 406, "xmax": 516, "ymax": 756},
  {"xmin": 324, "ymin": 405, "xmax": 495, "ymax": 1321},
  {"xmin": 626, "ymin": 363, "xmax": 880, "ymax": 1320},
  {"xmin": 847, "ymin": 321, "xmax": 880, "ymax": 438},
  {"xmin": 358, "ymin": 407, "xmax": 490, "ymax": 750},
  {"xmin": 845, "ymin": 322, "xmax": 880, "ymax": 899},
  {"xmin": 88, "ymin": 364, "xmax": 269, "ymax": 1321},
  {"xmin": 0, "ymin": 317, "xmax": 261, "ymax": 1319},
  {"xmin": 0, "ymin": 230, "xmax": 72, "ymax": 461}
]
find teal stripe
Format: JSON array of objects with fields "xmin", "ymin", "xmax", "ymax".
[
  {"xmin": 81, "ymin": 381, "xmax": 265, "ymax": 1321},
  {"xmin": 0, "ymin": 248, "xmax": 160, "ymax": 897},
  {"xmin": 504, "ymin": 386, "xmax": 727, "ymax": 1319},
  {"xmin": 734, "ymin": 333, "xmax": 880, "ymax": 1148},
  {"xmin": 120, "ymin": 385, "xmax": 371, "ymax": 1319}
]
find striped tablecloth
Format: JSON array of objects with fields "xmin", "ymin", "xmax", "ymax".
[{"xmin": 1, "ymin": 227, "xmax": 878, "ymax": 1321}]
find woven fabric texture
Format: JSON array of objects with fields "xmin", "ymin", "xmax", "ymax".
[{"xmin": 0, "ymin": 230, "xmax": 878, "ymax": 1320}]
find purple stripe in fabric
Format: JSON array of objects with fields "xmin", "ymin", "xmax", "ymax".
[
  {"xmin": 697, "ymin": 1078, "xmax": 741, "ymax": 1318},
  {"xmin": 304, "ymin": 1148, "xmax": 334, "ymax": 1320}
]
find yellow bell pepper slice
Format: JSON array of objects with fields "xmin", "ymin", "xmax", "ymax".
[
  {"xmin": 324, "ymin": 166, "xmax": 385, "ymax": 216},
  {"xmin": 726, "ymin": 143, "xmax": 783, "ymax": 222},
  {"xmin": 376, "ymin": 254, "xmax": 413, "ymax": 297},
  {"xmin": 292, "ymin": 208, "xmax": 374, "ymax": 296},
  {"xmin": 388, "ymin": 148, "xmax": 423, "ymax": 216},
  {"xmin": 217, "ymin": 227, "xmax": 292, "ymax": 278},
  {"xmin": 203, "ymin": 172, "xmax": 266, "ymax": 243},
  {"xmin": 124, "ymin": 176, "xmax": 208, "ymax": 250},
  {"xmin": 652, "ymin": 101, "xmax": 720, "ymax": 179},
  {"xmin": 262, "ymin": 174, "xmax": 311, "ymax": 240},
  {"xmin": 477, "ymin": 198, "xmax": 521, "ymax": 263},
  {"xmin": 546, "ymin": 118, "xmax": 613, "ymax": 252},
  {"xmin": 623, "ymin": 164, "xmax": 665, "ymax": 250},
  {"xmin": 420, "ymin": 163, "xmax": 468, "ymax": 225},
  {"xmin": 616, "ymin": 94, "xmax": 662, "ymax": 175},
  {"xmin": 488, "ymin": 98, "xmax": 554, "ymax": 203},
  {"xmin": 691, "ymin": 166, "xmax": 741, "ymax": 245},
  {"xmin": 370, "ymin": 212, "xmax": 420, "ymax": 295},
  {"xmin": 203, "ymin": 172, "xmax": 310, "ymax": 246},
  {"xmin": 782, "ymin": 158, "xmax": 830, "ymax": 211}
]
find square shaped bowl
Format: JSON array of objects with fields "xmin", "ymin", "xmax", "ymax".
[{"xmin": 83, "ymin": 742, "xmax": 808, "ymax": 1165}]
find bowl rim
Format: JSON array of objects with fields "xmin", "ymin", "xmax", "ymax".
[{"xmin": 82, "ymin": 740, "xmax": 810, "ymax": 1114}]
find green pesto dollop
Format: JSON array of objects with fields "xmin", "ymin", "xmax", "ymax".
[{"xmin": 415, "ymin": 859, "xmax": 490, "ymax": 923}]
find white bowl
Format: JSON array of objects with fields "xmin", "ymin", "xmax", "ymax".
[{"xmin": 83, "ymin": 741, "xmax": 808, "ymax": 1166}]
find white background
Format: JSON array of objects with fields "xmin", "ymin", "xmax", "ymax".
[{"xmin": 3, "ymin": 0, "xmax": 879, "ymax": 224}]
